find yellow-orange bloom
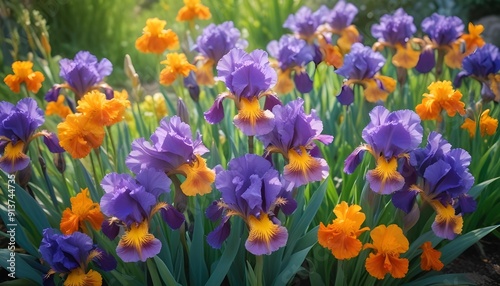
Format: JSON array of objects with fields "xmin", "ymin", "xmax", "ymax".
[
  {"xmin": 461, "ymin": 23, "xmax": 485, "ymax": 54},
  {"xmin": 364, "ymin": 224, "xmax": 409, "ymax": 279},
  {"xmin": 46, "ymin": 95, "xmax": 73, "ymax": 119},
  {"xmin": 420, "ymin": 241, "xmax": 444, "ymax": 271},
  {"xmin": 64, "ymin": 268, "xmax": 102, "ymax": 286},
  {"xmin": 318, "ymin": 202, "xmax": 370, "ymax": 260},
  {"xmin": 415, "ymin": 81, "xmax": 466, "ymax": 121},
  {"xmin": 4, "ymin": 61, "xmax": 45, "ymax": 93},
  {"xmin": 159, "ymin": 53, "xmax": 196, "ymax": 86},
  {"xmin": 176, "ymin": 0, "xmax": 211, "ymax": 22},
  {"xmin": 76, "ymin": 90, "xmax": 130, "ymax": 126},
  {"xmin": 141, "ymin": 93, "xmax": 168, "ymax": 119},
  {"xmin": 176, "ymin": 155, "xmax": 215, "ymax": 196},
  {"xmin": 135, "ymin": 18, "xmax": 179, "ymax": 54},
  {"xmin": 60, "ymin": 188, "xmax": 104, "ymax": 235},
  {"xmin": 57, "ymin": 113, "xmax": 105, "ymax": 159},
  {"xmin": 461, "ymin": 109, "xmax": 498, "ymax": 137}
]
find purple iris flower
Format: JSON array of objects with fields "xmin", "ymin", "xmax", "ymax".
[
  {"xmin": 454, "ymin": 44, "xmax": 500, "ymax": 101},
  {"xmin": 39, "ymin": 229, "xmax": 116, "ymax": 275},
  {"xmin": 334, "ymin": 43, "xmax": 390, "ymax": 105},
  {"xmin": 45, "ymin": 51, "xmax": 113, "ymax": 101},
  {"xmin": 267, "ymin": 35, "xmax": 315, "ymax": 93},
  {"xmin": 126, "ymin": 115, "xmax": 209, "ymax": 174},
  {"xmin": 344, "ymin": 106, "xmax": 423, "ymax": 194},
  {"xmin": 206, "ymin": 154, "xmax": 295, "ymax": 255},
  {"xmin": 421, "ymin": 13, "xmax": 464, "ymax": 46},
  {"xmin": 100, "ymin": 169, "xmax": 184, "ymax": 262},
  {"xmin": 0, "ymin": 98, "xmax": 64, "ymax": 173},
  {"xmin": 194, "ymin": 21, "xmax": 248, "ymax": 64},
  {"xmin": 336, "ymin": 43, "xmax": 385, "ymax": 80},
  {"xmin": 205, "ymin": 48, "xmax": 279, "ymax": 136},
  {"xmin": 371, "ymin": 8, "xmax": 416, "ymax": 46},
  {"xmin": 257, "ymin": 98, "xmax": 333, "ymax": 188},
  {"xmin": 393, "ymin": 132, "xmax": 476, "ymax": 239},
  {"xmin": 283, "ymin": 6, "xmax": 324, "ymax": 40},
  {"xmin": 321, "ymin": 0, "xmax": 358, "ymax": 31}
]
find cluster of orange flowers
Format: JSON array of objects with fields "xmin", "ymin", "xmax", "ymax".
[
  {"xmin": 415, "ymin": 80, "xmax": 498, "ymax": 138},
  {"xmin": 134, "ymin": 0, "xmax": 210, "ymax": 87},
  {"xmin": 57, "ymin": 90, "xmax": 130, "ymax": 159},
  {"xmin": 318, "ymin": 202, "xmax": 443, "ymax": 279},
  {"xmin": 60, "ymin": 188, "xmax": 104, "ymax": 235},
  {"xmin": 3, "ymin": 61, "xmax": 45, "ymax": 94}
]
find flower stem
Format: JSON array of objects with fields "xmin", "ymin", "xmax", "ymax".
[
  {"xmin": 248, "ymin": 135, "xmax": 254, "ymax": 154},
  {"xmin": 255, "ymin": 255, "xmax": 264, "ymax": 286}
]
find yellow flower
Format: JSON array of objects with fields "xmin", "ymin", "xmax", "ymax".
[
  {"xmin": 175, "ymin": 155, "xmax": 215, "ymax": 196},
  {"xmin": 57, "ymin": 113, "xmax": 105, "ymax": 159},
  {"xmin": 135, "ymin": 18, "xmax": 179, "ymax": 54},
  {"xmin": 64, "ymin": 268, "xmax": 102, "ymax": 286},
  {"xmin": 159, "ymin": 53, "xmax": 197, "ymax": 86},
  {"xmin": 46, "ymin": 95, "xmax": 72, "ymax": 119},
  {"xmin": 420, "ymin": 241, "xmax": 444, "ymax": 271},
  {"xmin": 3, "ymin": 61, "xmax": 45, "ymax": 93},
  {"xmin": 445, "ymin": 23, "xmax": 485, "ymax": 69},
  {"xmin": 60, "ymin": 188, "xmax": 104, "ymax": 235},
  {"xmin": 461, "ymin": 109, "xmax": 498, "ymax": 137},
  {"xmin": 392, "ymin": 42, "xmax": 420, "ymax": 69},
  {"xmin": 176, "ymin": 0, "xmax": 211, "ymax": 22},
  {"xmin": 416, "ymin": 81, "xmax": 466, "ymax": 121},
  {"xmin": 364, "ymin": 224, "xmax": 409, "ymax": 279},
  {"xmin": 141, "ymin": 93, "xmax": 168, "ymax": 119},
  {"xmin": 318, "ymin": 202, "xmax": 370, "ymax": 260}
]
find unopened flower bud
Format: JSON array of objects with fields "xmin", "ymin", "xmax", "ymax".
[{"xmin": 177, "ymin": 97, "xmax": 190, "ymax": 123}]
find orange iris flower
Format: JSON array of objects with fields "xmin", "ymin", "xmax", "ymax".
[
  {"xmin": 60, "ymin": 188, "xmax": 104, "ymax": 235},
  {"xmin": 159, "ymin": 53, "xmax": 197, "ymax": 86},
  {"xmin": 176, "ymin": 0, "xmax": 211, "ymax": 22},
  {"xmin": 135, "ymin": 18, "xmax": 179, "ymax": 54},
  {"xmin": 4, "ymin": 61, "xmax": 45, "ymax": 93},
  {"xmin": 461, "ymin": 109, "xmax": 498, "ymax": 137},
  {"xmin": 46, "ymin": 95, "xmax": 73, "ymax": 119},
  {"xmin": 420, "ymin": 241, "xmax": 444, "ymax": 271},
  {"xmin": 318, "ymin": 202, "xmax": 370, "ymax": 260},
  {"xmin": 415, "ymin": 81, "xmax": 466, "ymax": 121},
  {"xmin": 364, "ymin": 224, "xmax": 409, "ymax": 279}
]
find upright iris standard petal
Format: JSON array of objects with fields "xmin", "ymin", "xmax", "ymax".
[
  {"xmin": 267, "ymin": 35, "xmax": 315, "ymax": 94},
  {"xmin": 54, "ymin": 51, "xmax": 113, "ymax": 99},
  {"xmin": 195, "ymin": 21, "xmax": 248, "ymax": 65},
  {"xmin": 322, "ymin": 0, "xmax": 358, "ymax": 32},
  {"xmin": 371, "ymin": 8, "xmax": 416, "ymax": 46},
  {"xmin": 283, "ymin": 6, "xmax": 324, "ymax": 40},
  {"xmin": 336, "ymin": 43, "xmax": 385, "ymax": 80},
  {"xmin": 421, "ymin": 13, "xmax": 464, "ymax": 46}
]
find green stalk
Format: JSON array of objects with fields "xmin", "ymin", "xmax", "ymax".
[{"xmin": 255, "ymin": 255, "xmax": 264, "ymax": 286}]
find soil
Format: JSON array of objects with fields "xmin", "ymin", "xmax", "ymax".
[{"xmin": 443, "ymin": 234, "xmax": 500, "ymax": 285}]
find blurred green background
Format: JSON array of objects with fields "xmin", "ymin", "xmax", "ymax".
[{"xmin": 1, "ymin": 0, "xmax": 499, "ymax": 89}]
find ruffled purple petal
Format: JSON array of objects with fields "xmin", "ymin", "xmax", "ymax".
[
  {"xmin": 116, "ymin": 236, "xmax": 161, "ymax": 262},
  {"xmin": 92, "ymin": 246, "xmax": 117, "ymax": 271},
  {"xmin": 135, "ymin": 169, "xmax": 172, "ymax": 198},
  {"xmin": 245, "ymin": 223, "xmax": 287, "ymax": 255},
  {"xmin": 391, "ymin": 188, "xmax": 419, "ymax": 213}
]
